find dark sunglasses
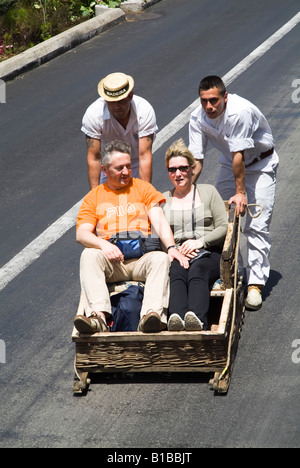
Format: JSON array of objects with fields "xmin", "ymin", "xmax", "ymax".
[{"xmin": 168, "ymin": 165, "xmax": 190, "ymax": 173}]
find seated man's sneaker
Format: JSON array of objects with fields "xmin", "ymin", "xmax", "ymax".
[
  {"xmin": 74, "ymin": 313, "xmax": 109, "ymax": 334},
  {"xmin": 245, "ymin": 285, "xmax": 263, "ymax": 310},
  {"xmin": 168, "ymin": 313, "xmax": 185, "ymax": 332},
  {"xmin": 138, "ymin": 311, "xmax": 162, "ymax": 333},
  {"xmin": 184, "ymin": 311, "xmax": 203, "ymax": 331}
]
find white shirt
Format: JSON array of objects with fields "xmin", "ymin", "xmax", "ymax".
[
  {"xmin": 189, "ymin": 94, "xmax": 274, "ymax": 167},
  {"xmin": 81, "ymin": 95, "xmax": 158, "ymax": 183}
]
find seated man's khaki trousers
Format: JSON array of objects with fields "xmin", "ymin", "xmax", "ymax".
[{"xmin": 79, "ymin": 248, "xmax": 170, "ymax": 326}]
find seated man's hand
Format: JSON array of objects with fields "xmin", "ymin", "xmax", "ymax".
[
  {"xmin": 100, "ymin": 240, "xmax": 124, "ymax": 263},
  {"xmin": 168, "ymin": 247, "xmax": 189, "ymax": 269},
  {"xmin": 76, "ymin": 224, "xmax": 125, "ymax": 263}
]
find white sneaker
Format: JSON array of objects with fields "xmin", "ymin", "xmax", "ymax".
[
  {"xmin": 168, "ymin": 314, "xmax": 185, "ymax": 331},
  {"xmin": 184, "ymin": 311, "xmax": 203, "ymax": 331},
  {"xmin": 245, "ymin": 285, "xmax": 263, "ymax": 310}
]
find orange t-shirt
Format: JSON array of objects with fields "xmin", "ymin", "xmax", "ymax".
[{"xmin": 76, "ymin": 178, "xmax": 166, "ymax": 239}]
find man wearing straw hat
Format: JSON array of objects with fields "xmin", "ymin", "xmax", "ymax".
[{"xmin": 81, "ymin": 72, "xmax": 158, "ymax": 188}]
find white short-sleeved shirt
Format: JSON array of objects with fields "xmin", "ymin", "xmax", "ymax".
[
  {"xmin": 81, "ymin": 95, "xmax": 158, "ymax": 183},
  {"xmin": 189, "ymin": 94, "xmax": 274, "ymax": 167}
]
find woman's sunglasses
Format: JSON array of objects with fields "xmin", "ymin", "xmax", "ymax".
[{"xmin": 168, "ymin": 165, "xmax": 190, "ymax": 173}]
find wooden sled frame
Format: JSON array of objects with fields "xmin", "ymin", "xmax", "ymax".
[{"xmin": 72, "ymin": 203, "xmax": 245, "ymax": 395}]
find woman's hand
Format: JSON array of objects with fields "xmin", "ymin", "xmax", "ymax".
[{"xmin": 179, "ymin": 239, "xmax": 204, "ymax": 258}]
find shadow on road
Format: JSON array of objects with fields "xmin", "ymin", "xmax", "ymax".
[{"xmin": 263, "ymin": 269, "xmax": 282, "ymax": 301}]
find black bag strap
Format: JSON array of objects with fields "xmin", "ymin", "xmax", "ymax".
[
  {"xmin": 170, "ymin": 185, "xmax": 197, "ymax": 239},
  {"xmin": 191, "ymin": 184, "xmax": 197, "ymax": 238}
]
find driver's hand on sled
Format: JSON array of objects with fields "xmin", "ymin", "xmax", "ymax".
[{"xmin": 228, "ymin": 192, "xmax": 247, "ymax": 217}]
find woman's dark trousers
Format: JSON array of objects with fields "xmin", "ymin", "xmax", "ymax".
[{"xmin": 169, "ymin": 252, "xmax": 221, "ymax": 330}]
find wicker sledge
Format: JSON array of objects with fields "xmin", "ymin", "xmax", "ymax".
[{"xmin": 72, "ymin": 204, "xmax": 245, "ymax": 395}]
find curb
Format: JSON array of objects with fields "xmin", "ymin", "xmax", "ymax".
[
  {"xmin": 97, "ymin": 0, "xmax": 161, "ymax": 14},
  {"xmin": 0, "ymin": 0, "xmax": 162, "ymax": 82}
]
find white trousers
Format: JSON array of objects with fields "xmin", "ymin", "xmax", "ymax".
[
  {"xmin": 79, "ymin": 249, "xmax": 170, "ymax": 325},
  {"xmin": 216, "ymin": 152, "xmax": 279, "ymax": 286}
]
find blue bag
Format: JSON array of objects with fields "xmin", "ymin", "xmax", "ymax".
[
  {"xmin": 109, "ymin": 230, "xmax": 162, "ymax": 260},
  {"xmin": 109, "ymin": 231, "xmax": 144, "ymax": 259},
  {"xmin": 110, "ymin": 284, "xmax": 144, "ymax": 332}
]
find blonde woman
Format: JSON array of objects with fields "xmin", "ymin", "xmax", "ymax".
[{"xmin": 162, "ymin": 139, "xmax": 228, "ymax": 331}]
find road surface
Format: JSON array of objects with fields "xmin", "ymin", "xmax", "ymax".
[{"xmin": 0, "ymin": 0, "xmax": 299, "ymax": 449}]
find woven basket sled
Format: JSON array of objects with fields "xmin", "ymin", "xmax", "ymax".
[{"xmin": 72, "ymin": 204, "xmax": 245, "ymax": 394}]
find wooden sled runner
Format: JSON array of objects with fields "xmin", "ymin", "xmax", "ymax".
[{"xmin": 72, "ymin": 204, "xmax": 245, "ymax": 395}]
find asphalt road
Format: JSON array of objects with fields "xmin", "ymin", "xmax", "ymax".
[{"xmin": 0, "ymin": 0, "xmax": 299, "ymax": 449}]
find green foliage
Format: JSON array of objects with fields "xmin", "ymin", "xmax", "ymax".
[
  {"xmin": 0, "ymin": 0, "xmax": 17, "ymax": 15},
  {"xmin": 0, "ymin": 0, "xmax": 129, "ymax": 59},
  {"xmin": 98, "ymin": 0, "xmax": 123, "ymax": 7},
  {"xmin": 0, "ymin": 0, "xmax": 99, "ymax": 58},
  {"xmin": 80, "ymin": 1, "xmax": 96, "ymax": 17},
  {"xmin": 108, "ymin": 1, "xmax": 122, "ymax": 7}
]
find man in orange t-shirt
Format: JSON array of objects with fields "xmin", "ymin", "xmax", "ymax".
[{"xmin": 74, "ymin": 140, "xmax": 188, "ymax": 334}]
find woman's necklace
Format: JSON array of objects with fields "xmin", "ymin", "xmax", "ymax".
[
  {"xmin": 171, "ymin": 185, "xmax": 201, "ymax": 210},
  {"xmin": 173, "ymin": 186, "xmax": 193, "ymax": 200}
]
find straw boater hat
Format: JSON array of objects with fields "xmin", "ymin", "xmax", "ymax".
[{"xmin": 98, "ymin": 72, "xmax": 135, "ymax": 101}]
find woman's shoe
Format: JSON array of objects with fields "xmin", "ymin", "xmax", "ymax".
[
  {"xmin": 184, "ymin": 311, "xmax": 203, "ymax": 331},
  {"xmin": 167, "ymin": 314, "xmax": 185, "ymax": 331}
]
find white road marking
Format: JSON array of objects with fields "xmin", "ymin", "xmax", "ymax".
[
  {"xmin": 1, "ymin": 11, "xmax": 300, "ymax": 291},
  {"xmin": 0, "ymin": 201, "xmax": 83, "ymax": 291}
]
